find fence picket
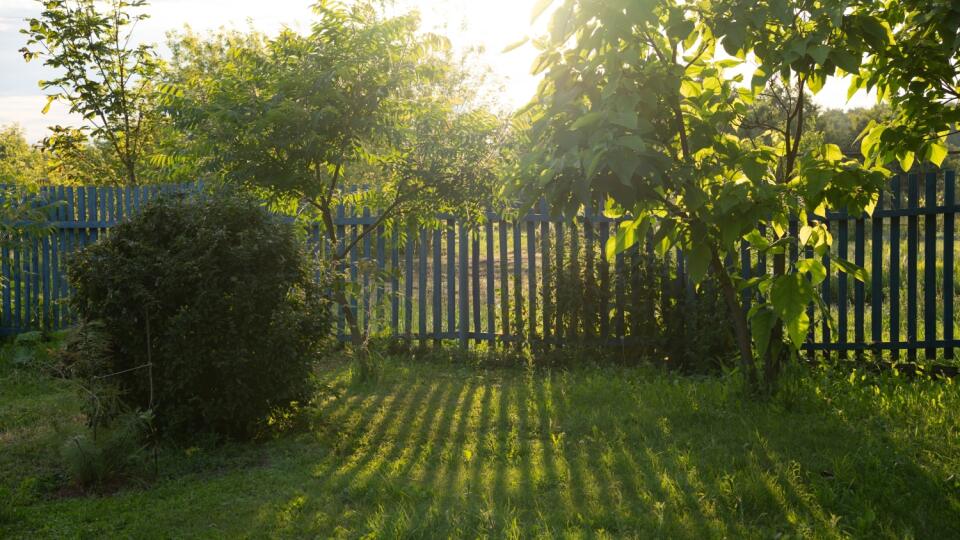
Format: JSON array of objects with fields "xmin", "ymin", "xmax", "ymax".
[
  {"xmin": 907, "ymin": 174, "xmax": 919, "ymax": 361},
  {"xmin": 838, "ymin": 216, "xmax": 849, "ymax": 358},
  {"xmin": 890, "ymin": 176, "xmax": 902, "ymax": 360},
  {"xmin": 433, "ymin": 228, "xmax": 442, "ymax": 341},
  {"xmin": 498, "ymin": 221, "xmax": 509, "ymax": 342},
  {"xmin": 945, "ymin": 171, "xmax": 956, "ymax": 360},
  {"xmin": 485, "ymin": 221, "xmax": 495, "ymax": 347},
  {"xmin": 871, "ymin": 189, "xmax": 883, "ymax": 351},
  {"xmin": 459, "ymin": 224, "xmax": 469, "ymax": 348},
  {"xmin": 855, "ymin": 216, "xmax": 865, "ymax": 357},
  {"xmin": 924, "ymin": 171, "xmax": 938, "ymax": 359}
]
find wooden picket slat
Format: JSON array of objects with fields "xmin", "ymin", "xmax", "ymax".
[
  {"xmin": 871, "ymin": 188, "xmax": 884, "ymax": 350},
  {"xmin": 513, "ymin": 221, "xmax": 523, "ymax": 344},
  {"xmin": 485, "ymin": 221, "xmax": 495, "ymax": 347},
  {"xmin": 945, "ymin": 171, "xmax": 956, "ymax": 360},
  {"xmin": 459, "ymin": 224, "xmax": 469, "ymax": 348},
  {"xmin": 433, "ymin": 228, "xmax": 442, "ymax": 340},
  {"xmin": 889, "ymin": 176, "xmax": 902, "ymax": 360},
  {"xmin": 498, "ymin": 221, "xmax": 510, "ymax": 341},
  {"xmin": 854, "ymin": 215, "xmax": 865, "ymax": 355},
  {"xmin": 418, "ymin": 228, "xmax": 428, "ymax": 344},
  {"xmin": 526, "ymin": 218, "xmax": 537, "ymax": 341},
  {"xmin": 924, "ymin": 172, "xmax": 938, "ymax": 359},
  {"xmin": 472, "ymin": 230, "xmax": 481, "ymax": 344},
  {"xmin": 907, "ymin": 174, "xmax": 919, "ymax": 362},
  {"xmin": 838, "ymin": 216, "xmax": 849, "ymax": 357}
]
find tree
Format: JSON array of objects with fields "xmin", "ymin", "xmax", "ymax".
[
  {"xmin": 165, "ymin": 3, "xmax": 506, "ymax": 356},
  {"xmin": 0, "ymin": 125, "xmax": 45, "ymax": 186},
  {"xmin": 21, "ymin": 0, "xmax": 161, "ymax": 185},
  {"xmin": 516, "ymin": 0, "xmax": 919, "ymax": 392}
]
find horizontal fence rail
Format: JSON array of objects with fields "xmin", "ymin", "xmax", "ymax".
[{"xmin": 3, "ymin": 172, "xmax": 958, "ymax": 361}]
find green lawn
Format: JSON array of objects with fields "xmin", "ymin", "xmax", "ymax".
[{"xmin": 2, "ymin": 346, "xmax": 960, "ymax": 538}]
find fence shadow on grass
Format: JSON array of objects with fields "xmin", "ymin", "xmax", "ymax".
[{"xmin": 246, "ymin": 362, "xmax": 957, "ymax": 538}]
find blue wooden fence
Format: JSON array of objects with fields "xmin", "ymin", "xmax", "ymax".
[{"xmin": 4, "ymin": 172, "xmax": 959, "ymax": 360}]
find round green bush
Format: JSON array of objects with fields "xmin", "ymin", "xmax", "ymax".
[{"xmin": 67, "ymin": 189, "xmax": 331, "ymax": 440}]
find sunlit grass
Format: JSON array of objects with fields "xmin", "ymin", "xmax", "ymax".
[{"xmin": 2, "ymin": 348, "xmax": 959, "ymax": 538}]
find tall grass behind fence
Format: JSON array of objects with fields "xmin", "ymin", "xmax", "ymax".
[{"xmin": 3, "ymin": 172, "xmax": 959, "ymax": 361}]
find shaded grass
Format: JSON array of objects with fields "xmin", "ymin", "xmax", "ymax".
[{"xmin": 2, "ymin": 348, "xmax": 960, "ymax": 538}]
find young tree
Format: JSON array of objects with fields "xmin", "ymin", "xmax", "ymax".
[
  {"xmin": 0, "ymin": 125, "xmax": 45, "ymax": 186},
  {"xmin": 165, "ymin": 3, "xmax": 506, "ymax": 353},
  {"xmin": 516, "ymin": 0, "xmax": 925, "ymax": 392},
  {"xmin": 21, "ymin": 0, "xmax": 161, "ymax": 185}
]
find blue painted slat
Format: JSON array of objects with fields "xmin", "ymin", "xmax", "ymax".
[
  {"xmin": 41, "ymin": 217, "xmax": 50, "ymax": 329},
  {"xmin": 890, "ymin": 176, "xmax": 902, "ymax": 360},
  {"xmin": 2, "ymin": 243, "xmax": 9, "ymax": 330},
  {"xmin": 871, "ymin": 188, "xmax": 884, "ymax": 349},
  {"xmin": 446, "ymin": 220, "xmax": 455, "ymax": 335},
  {"xmin": 349, "ymin": 215, "xmax": 359, "ymax": 330},
  {"xmin": 584, "ymin": 214, "xmax": 595, "ymax": 339},
  {"xmin": 615, "ymin": 223, "xmax": 625, "ymax": 339},
  {"xmin": 30, "ymin": 237, "xmax": 39, "ymax": 329},
  {"xmin": 472, "ymin": 230, "xmax": 481, "ymax": 344},
  {"xmin": 854, "ymin": 216, "xmax": 865, "ymax": 355},
  {"xmin": 598, "ymin": 220, "xmax": 609, "ymax": 340},
  {"xmin": 907, "ymin": 174, "xmax": 919, "ymax": 362},
  {"xmin": 418, "ymin": 228, "xmax": 428, "ymax": 343},
  {"xmin": 945, "ymin": 171, "xmax": 955, "ymax": 360},
  {"xmin": 498, "ymin": 221, "xmax": 510, "ymax": 341},
  {"xmin": 361, "ymin": 210, "xmax": 371, "ymax": 330},
  {"xmin": 124, "ymin": 185, "xmax": 132, "ymax": 219},
  {"xmin": 336, "ymin": 205, "xmax": 346, "ymax": 336},
  {"xmin": 64, "ymin": 186, "xmax": 75, "ymax": 324},
  {"xmin": 459, "ymin": 224, "xmax": 469, "ymax": 348},
  {"xmin": 526, "ymin": 217, "xmax": 537, "ymax": 341},
  {"xmin": 540, "ymin": 203, "xmax": 551, "ymax": 342},
  {"xmin": 555, "ymin": 221, "xmax": 565, "ymax": 341},
  {"xmin": 569, "ymin": 219, "xmax": 580, "ymax": 338},
  {"xmin": 513, "ymin": 221, "xmax": 523, "ymax": 343},
  {"xmin": 433, "ymin": 227, "xmax": 442, "ymax": 340},
  {"xmin": 822, "ymin": 220, "xmax": 831, "ymax": 344},
  {"xmin": 838, "ymin": 217, "xmax": 848, "ymax": 357},
  {"xmin": 404, "ymin": 224, "xmax": 414, "ymax": 338},
  {"xmin": 740, "ymin": 240, "xmax": 751, "ymax": 311},
  {"xmin": 13, "ymin": 240, "xmax": 20, "ymax": 330},
  {"xmin": 390, "ymin": 232, "xmax": 399, "ymax": 336},
  {"xmin": 376, "ymin": 227, "xmax": 385, "ymax": 335},
  {"xmin": 924, "ymin": 172, "xmax": 937, "ymax": 359},
  {"xmin": 485, "ymin": 221, "xmax": 495, "ymax": 347}
]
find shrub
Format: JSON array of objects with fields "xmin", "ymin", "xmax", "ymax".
[{"xmin": 67, "ymin": 189, "xmax": 331, "ymax": 440}]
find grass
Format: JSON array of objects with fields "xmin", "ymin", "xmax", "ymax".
[{"xmin": 2, "ymin": 344, "xmax": 960, "ymax": 538}]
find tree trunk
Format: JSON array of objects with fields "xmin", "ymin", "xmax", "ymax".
[
  {"xmin": 765, "ymin": 252, "xmax": 786, "ymax": 392},
  {"xmin": 711, "ymin": 251, "xmax": 757, "ymax": 389}
]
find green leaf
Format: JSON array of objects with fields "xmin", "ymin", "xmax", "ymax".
[
  {"xmin": 686, "ymin": 241, "xmax": 711, "ymax": 285},
  {"xmin": 785, "ymin": 310, "xmax": 810, "ymax": 349},
  {"xmin": 929, "ymin": 141, "xmax": 948, "ymax": 167},
  {"xmin": 897, "ymin": 151, "xmax": 915, "ymax": 172},
  {"xmin": 832, "ymin": 257, "xmax": 869, "ymax": 283},
  {"xmin": 530, "ymin": 0, "xmax": 554, "ymax": 23},
  {"xmin": 796, "ymin": 258, "xmax": 827, "ymax": 285},
  {"xmin": 501, "ymin": 37, "xmax": 529, "ymax": 53},
  {"xmin": 570, "ymin": 111, "xmax": 604, "ymax": 130},
  {"xmin": 41, "ymin": 95, "xmax": 55, "ymax": 115},
  {"xmin": 824, "ymin": 143, "xmax": 843, "ymax": 162},
  {"xmin": 606, "ymin": 216, "xmax": 649, "ymax": 262},
  {"xmin": 750, "ymin": 305, "xmax": 776, "ymax": 359}
]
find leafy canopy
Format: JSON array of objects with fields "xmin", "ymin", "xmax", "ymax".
[{"xmin": 516, "ymin": 0, "xmax": 935, "ymax": 387}]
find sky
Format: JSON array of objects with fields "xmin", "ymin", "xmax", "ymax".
[{"xmin": 0, "ymin": 0, "xmax": 877, "ymax": 143}]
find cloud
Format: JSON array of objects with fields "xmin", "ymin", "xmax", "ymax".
[{"xmin": 0, "ymin": 95, "xmax": 78, "ymax": 143}]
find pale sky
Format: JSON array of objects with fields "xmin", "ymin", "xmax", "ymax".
[{"xmin": 0, "ymin": 0, "xmax": 876, "ymax": 142}]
